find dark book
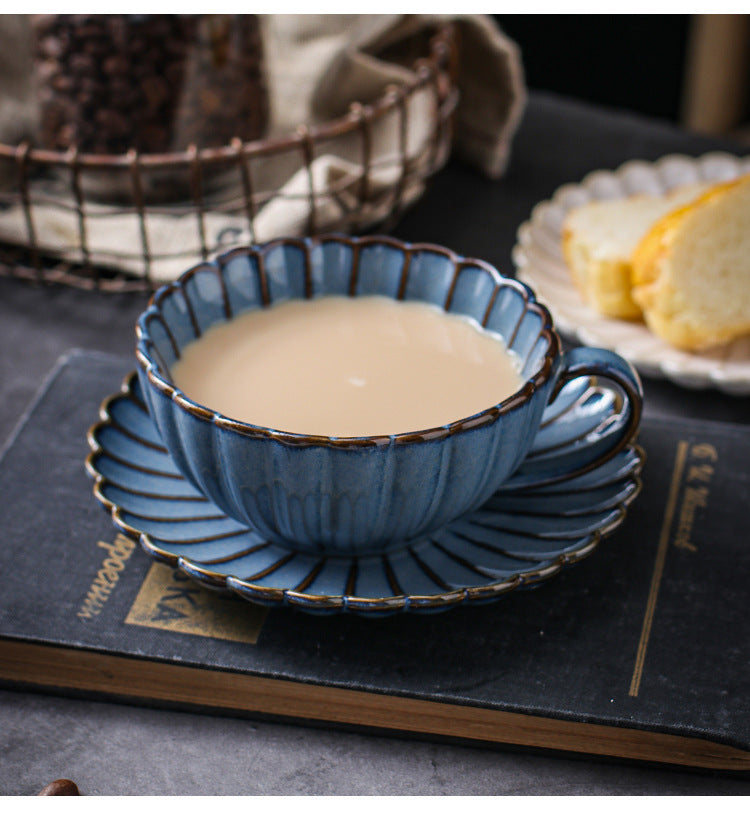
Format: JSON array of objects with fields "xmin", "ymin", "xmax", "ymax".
[{"xmin": 1, "ymin": 350, "xmax": 750, "ymax": 772}]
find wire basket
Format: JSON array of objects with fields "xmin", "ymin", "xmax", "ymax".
[{"xmin": 0, "ymin": 23, "xmax": 458, "ymax": 292}]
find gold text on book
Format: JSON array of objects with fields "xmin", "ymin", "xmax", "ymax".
[
  {"xmin": 77, "ymin": 534, "xmax": 136, "ymax": 619},
  {"xmin": 126, "ymin": 562, "xmax": 267, "ymax": 643},
  {"xmin": 630, "ymin": 439, "xmax": 719, "ymax": 697},
  {"xmin": 674, "ymin": 442, "xmax": 717, "ymax": 553}
]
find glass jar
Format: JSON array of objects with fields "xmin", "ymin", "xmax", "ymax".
[{"xmin": 31, "ymin": 14, "xmax": 269, "ymax": 199}]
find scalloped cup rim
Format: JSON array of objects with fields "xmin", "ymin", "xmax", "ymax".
[{"xmin": 135, "ymin": 234, "xmax": 561, "ymax": 447}]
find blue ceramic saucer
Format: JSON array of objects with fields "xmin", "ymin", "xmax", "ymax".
[{"xmin": 86, "ymin": 373, "xmax": 643, "ymax": 616}]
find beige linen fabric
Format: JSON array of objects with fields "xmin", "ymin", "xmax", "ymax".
[
  {"xmin": 0, "ymin": 14, "xmax": 525, "ymax": 282},
  {"xmin": 303, "ymin": 14, "xmax": 526, "ymax": 178}
]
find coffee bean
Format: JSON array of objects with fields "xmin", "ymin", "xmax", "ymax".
[
  {"xmin": 141, "ymin": 76, "xmax": 170, "ymax": 110},
  {"xmin": 37, "ymin": 778, "xmax": 80, "ymax": 796},
  {"xmin": 102, "ymin": 54, "xmax": 130, "ymax": 76},
  {"xmin": 50, "ymin": 73, "xmax": 74, "ymax": 93}
]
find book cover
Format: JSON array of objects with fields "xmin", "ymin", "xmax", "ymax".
[{"xmin": 1, "ymin": 349, "xmax": 749, "ymax": 772}]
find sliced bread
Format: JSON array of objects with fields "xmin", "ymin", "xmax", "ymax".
[
  {"xmin": 561, "ymin": 182, "xmax": 708, "ymax": 320},
  {"xmin": 631, "ymin": 174, "xmax": 750, "ymax": 351}
]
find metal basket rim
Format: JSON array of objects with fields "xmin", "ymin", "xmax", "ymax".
[
  {"xmin": 0, "ymin": 23, "xmax": 457, "ymax": 170},
  {"xmin": 0, "ymin": 22, "xmax": 459, "ymax": 292}
]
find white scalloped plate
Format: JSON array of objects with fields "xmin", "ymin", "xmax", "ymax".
[{"xmin": 512, "ymin": 152, "xmax": 750, "ymax": 395}]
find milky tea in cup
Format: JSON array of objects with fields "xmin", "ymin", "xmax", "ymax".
[{"xmin": 170, "ymin": 294, "xmax": 524, "ymax": 437}]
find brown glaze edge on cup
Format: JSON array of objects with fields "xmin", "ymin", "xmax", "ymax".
[{"xmin": 135, "ymin": 235, "xmax": 560, "ymax": 449}]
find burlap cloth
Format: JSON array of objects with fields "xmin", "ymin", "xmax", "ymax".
[{"xmin": 0, "ymin": 14, "xmax": 525, "ymax": 282}]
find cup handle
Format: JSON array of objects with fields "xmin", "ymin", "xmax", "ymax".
[{"xmin": 544, "ymin": 346, "xmax": 643, "ymax": 482}]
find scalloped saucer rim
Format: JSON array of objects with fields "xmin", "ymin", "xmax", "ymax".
[{"xmin": 86, "ymin": 373, "xmax": 644, "ymax": 615}]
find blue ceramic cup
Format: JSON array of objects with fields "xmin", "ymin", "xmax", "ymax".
[{"xmin": 136, "ymin": 235, "xmax": 642, "ymax": 556}]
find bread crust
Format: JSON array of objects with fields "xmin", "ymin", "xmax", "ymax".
[
  {"xmin": 631, "ymin": 175, "xmax": 750, "ymax": 351},
  {"xmin": 561, "ymin": 184, "xmax": 707, "ymax": 322}
]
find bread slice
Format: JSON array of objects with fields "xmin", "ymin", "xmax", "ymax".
[
  {"xmin": 561, "ymin": 183, "xmax": 708, "ymax": 320},
  {"xmin": 631, "ymin": 174, "xmax": 750, "ymax": 351}
]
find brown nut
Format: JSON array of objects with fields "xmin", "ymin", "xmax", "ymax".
[{"xmin": 37, "ymin": 778, "xmax": 80, "ymax": 796}]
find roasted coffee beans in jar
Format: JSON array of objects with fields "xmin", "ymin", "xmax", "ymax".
[{"xmin": 32, "ymin": 14, "xmax": 269, "ymax": 156}]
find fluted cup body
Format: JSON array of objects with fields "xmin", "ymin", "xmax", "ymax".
[{"xmin": 136, "ymin": 236, "xmax": 570, "ymax": 556}]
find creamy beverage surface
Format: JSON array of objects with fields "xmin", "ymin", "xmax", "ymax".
[{"xmin": 171, "ymin": 295, "xmax": 523, "ymax": 436}]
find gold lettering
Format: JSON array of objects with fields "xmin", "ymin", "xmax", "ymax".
[
  {"xmin": 631, "ymin": 438, "xmax": 718, "ymax": 698},
  {"xmin": 126, "ymin": 562, "xmax": 267, "ymax": 643},
  {"xmin": 686, "ymin": 485, "xmax": 708, "ymax": 507},
  {"xmin": 674, "ymin": 441, "xmax": 715, "ymax": 555},
  {"xmin": 687, "ymin": 464, "xmax": 714, "ymax": 483},
  {"xmin": 674, "ymin": 486, "xmax": 706, "ymax": 551},
  {"xmin": 690, "ymin": 442, "xmax": 718, "ymax": 462},
  {"xmin": 673, "ymin": 537, "xmax": 697, "ymax": 552},
  {"xmin": 102, "ymin": 556, "xmax": 125, "ymax": 574},
  {"xmin": 77, "ymin": 534, "xmax": 135, "ymax": 619},
  {"xmin": 98, "ymin": 535, "xmax": 136, "ymax": 553},
  {"xmin": 91, "ymin": 570, "xmax": 115, "ymax": 594},
  {"xmin": 97, "ymin": 540, "xmax": 117, "ymax": 552},
  {"xmin": 77, "ymin": 604, "xmax": 98, "ymax": 620}
]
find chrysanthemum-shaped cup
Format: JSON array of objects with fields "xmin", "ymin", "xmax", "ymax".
[{"xmin": 136, "ymin": 236, "xmax": 642, "ymax": 557}]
